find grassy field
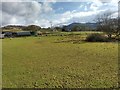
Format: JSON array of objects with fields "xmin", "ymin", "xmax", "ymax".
[{"xmin": 2, "ymin": 32, "xmax": 118, "ymax": 88}]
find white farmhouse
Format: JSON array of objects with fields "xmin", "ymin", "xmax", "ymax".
[{"xmin": 0, "ymin": 33, "xmax": 5, "ymax": 39}]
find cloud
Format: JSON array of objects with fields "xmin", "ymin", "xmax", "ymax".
[
  {"xmin": 79, "ymin": 4, "xmax": 84, "ymax": 8},
  {"xmin": 1, "ymin": 1, "xmax": 53, "ymax": 26},
  {"xmin": 1, "ymin": 1, "xmax": 41, "ymax": 26},
  {"xmin": 1, "ymin": 0, "xmax": 119, "ymax": 28},
  {"xmin": 90, "ymin": 3, "xmax": 99, "ymax": 11},
  {"xmin": 112, "ymin": 12, "xmax": 118, "ymax": 18},
  {"xmin": 42, "ymin": 2, "xmax": 53, "ymax": 13},
  {"xmin": 84, "ymin": 6, "xmax": 88, "ymax": 11},
  {"xmin": 51, "ymin": 9, "xmax": 107, "ymax": 26}
]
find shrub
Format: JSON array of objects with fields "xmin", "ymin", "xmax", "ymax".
[{"xmin": 86, "ymin": 33, "xmax": 108, "ymax": 42}]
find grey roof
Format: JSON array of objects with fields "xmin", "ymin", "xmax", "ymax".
[{"xmin": 16, "ymin": 31, "xmax": 31, "ymax": 36}]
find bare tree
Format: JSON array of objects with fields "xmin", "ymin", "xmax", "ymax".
[
  {"xmin": 118, "ymin": 1, "xmax": 120, "ymax": 38},
  {"xmin": 95, "ymin": 11, "xmax": 118, "ymax": 38}
]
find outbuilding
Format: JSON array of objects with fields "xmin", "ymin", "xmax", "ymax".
[
  {"xmin": 13, "ymin": 31, "xmax": 31, "ymax": 37},
  {"xmin": 0, "ymin": 33, "xmax": 5, "ymax": 39}
]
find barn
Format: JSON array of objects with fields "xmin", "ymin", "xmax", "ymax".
[{"xmin": 13, "ymin": 31, "xmax": 31, "ymax": 37}]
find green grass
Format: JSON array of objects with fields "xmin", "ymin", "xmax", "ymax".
[{"xmin": 2, "ymin": 32, "xmax": 118, "ymax": 88}]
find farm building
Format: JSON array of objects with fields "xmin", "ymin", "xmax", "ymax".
[
  {"xmin": 4, "ymin": 32, "xmax": 13, "ymax": 37},
  {"xmin": 1, "ymin": 31, "xmax": 32, "ymax": 37},
  {"xmin": 0, "ymin": 33, "xmax": 5, "ymax": 39},
  {"xmin": 13, "ymin": 31, "xmax": 31, "ymax": 37}
]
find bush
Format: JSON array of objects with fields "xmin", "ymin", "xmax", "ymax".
[{"xmin": 86, "ymin": 33, "xmax": 108, "ymax": 42}]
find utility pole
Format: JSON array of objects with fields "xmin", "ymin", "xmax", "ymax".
[{"xmin": 49, "ymin": 21, "xmax": 53, "ymax": 31}]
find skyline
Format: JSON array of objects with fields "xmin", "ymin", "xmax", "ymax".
[{"xmin": 0, "ymin": 0, "xmax": 119, "ymax": 28}]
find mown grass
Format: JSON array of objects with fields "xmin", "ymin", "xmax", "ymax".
[{"xmin": 2, "ymin": 32, "xmax": 118, "ymax": 88}]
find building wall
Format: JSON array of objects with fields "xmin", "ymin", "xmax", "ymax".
[{"xmin": 0, "ymin": 34, "xmax": 5, "ymax": 39}]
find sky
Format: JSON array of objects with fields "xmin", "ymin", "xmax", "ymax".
[{"xmin": 0, "ymin": 0, "xmax": 119, "ymax": 28}]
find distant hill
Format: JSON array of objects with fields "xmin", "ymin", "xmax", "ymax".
[
  {"xmin": 84, "ymin": 23, "xmax": 97, "ymax": 29},
  {"xmin": 1, "ymin": 25, "xmax": 26, "ymax": 30},
  {"xmin": 1, "ymin": 25, "xmax": 41, "ymax": 32},
  {"xmin": 1, "ymin": 23, "xmax": 97, "ymax": 32},
  {"xmin": 63, "ymin": 22, "xmax": 97, "ymax": 31}
]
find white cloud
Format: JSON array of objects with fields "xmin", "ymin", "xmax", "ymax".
[
  {"xmin": 42, "ymin": 2, "xmax": 53, "ymax": 13},
  {"xmin": 1, "ymin": 0, "xmax": 119, "ymax": 27},
  {"xmin": 79, "ymin": 4, "xmax": 84, "ymax": 8},
  {"xmin": 90, "ymin": 3, "xmax": 98, "ymax": 11},
  {"xmin": 112, "ymin": 12, "xmax": 118, "ymax": 18},
  {"xmin": 10, "ymin": 17, "xmax": 17, "ymax": 24},
  {"xmin": 51, "ymin": 9, "xmax": 106, "ymax": 26},
  {"xmin": 1, "ymin": 1, "xmax": 54, "ymax": 27},
  {"xmin": 26, "ymin": 18, "xmax": 50, "ymax": 28},
  {"xmin": 84, "ymin": 6, "xmax": 88, "ymax": 11},
  {"xmin": 1, "ymin": 0, "xmax": 30, "ymax": 2}
]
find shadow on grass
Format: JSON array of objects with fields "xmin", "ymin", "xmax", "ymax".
[
  {"xmin": 54, "ymin": 38, "xmax": 119, "ymax": 44},
  {"xmin": 54, "ymin": 39, "xmax": 87, "ymax": 44}
]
